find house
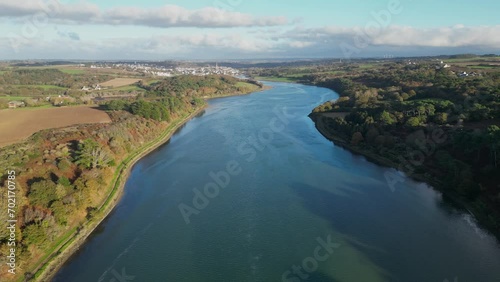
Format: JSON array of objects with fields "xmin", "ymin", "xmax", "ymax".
[{"xmin": 8, "ymin": 101, "xmax": 25, "ymax": 108}]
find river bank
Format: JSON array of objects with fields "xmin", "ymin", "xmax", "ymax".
[
  {"xmin": 35, "ymin": 84, "xmax": 270, "ymax": 281},
  {"xmin": 51, "ymin": 81, "xmax": 500, "ymax": 282},
  {"xmin": 33, "ymin": 105, "xmax": 207, "ymax": 282},
  {"xmin": 310, "ymin": 113, "xmax": 500, "ymax": 242}
]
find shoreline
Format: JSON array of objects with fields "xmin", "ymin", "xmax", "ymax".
[
  {"xmin": 34, "ymin": 106, "xmax": 207, "ymax": 282},
  {"xmin": 310, "ymin": 114, "xmax": 500, "ymax": 241},
  {"xmin": 34, "ymin": 85, "xmax": 269, "ymax": 281}
]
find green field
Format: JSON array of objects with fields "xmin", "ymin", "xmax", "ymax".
[
  {"xmin": 12, "ymin": 84, "xmax": 67, "ymax": 90},
  {"xmin": 443, "ymin": 56, "xmax": 500, "ymax": 63},
  {"xmin": 357, "ymin": 63, "xmax": 380, "ymax": 69},
  {"xmin": 469, "ymin": 65, "xmax": 498, "ymax": 69},
  {"xmin": 59, "ymin": 69, "xmax": 86, "ymax": 75},
  {"xmin": 254, "ymin": 76, "xmax": 299, "ymax": 83},
  {"xmin": 235, "ymin": 81, "xmax": 261, "ymax": 91},
  {"xmin": 112, "ymin": 85, "xmax": 144, "ymax": 91},
  {"xmin": 0, "ymin": 96, "xmax": 27, "ymax": 101},
  {"xmin": 145, "ymin": 79, "xmax": 161, "ymax": 85}
]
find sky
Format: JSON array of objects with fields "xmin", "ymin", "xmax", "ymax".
[{"xmin": 0, "ymin": 0, "xmax": 499, "ymax": 60}]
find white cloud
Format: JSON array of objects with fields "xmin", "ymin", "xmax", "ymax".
[
  {"xmin": 282, "ymin": 25, "xmax": 500, "ymax": 49},
  {"xmin": 1, "ymin": 23, "xmax": 499, "ymax": 60},
  {"xmin": 0, "ymin": 0, "xmax": 288, "ymax": 28},
  {"xmin": 289, "ymin": 41, "xmax": 314, "ymax": 48}
]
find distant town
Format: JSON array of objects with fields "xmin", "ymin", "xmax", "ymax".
[{"xmin": 84, "ymin": 62, "xmax": 240, "ymax": 77}]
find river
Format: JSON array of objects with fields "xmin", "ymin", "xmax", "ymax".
[{"xmin": 53, "ymin": 82, "xmax": 500, "ymax": 282}]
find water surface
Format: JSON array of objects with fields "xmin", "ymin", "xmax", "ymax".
[{"xmin": 54, "ymin": 82, "xmax": 500, "ymax": 282}]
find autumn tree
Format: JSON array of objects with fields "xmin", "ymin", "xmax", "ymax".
[{"xmin": 76, "ymin": 139, "xmax": 114, "ymax": 169}]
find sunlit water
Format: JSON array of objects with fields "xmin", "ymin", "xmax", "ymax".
[{"xmin": 54, "ymin": 82, "xmax": 500, "ymax": 282}]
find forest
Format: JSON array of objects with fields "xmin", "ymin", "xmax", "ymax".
[{"xmin": 298, "ymin": 61, "xmax": 500, "ymax": 238}]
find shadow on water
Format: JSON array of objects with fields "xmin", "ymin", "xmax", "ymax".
[{"xmin": 52, "ymin": 205, "xmax": 121, "ymax": 282}]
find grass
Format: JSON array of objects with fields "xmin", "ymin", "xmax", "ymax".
[
  {"xmin": 111, "ymin": 85, "xmax": 144, "ymax": 91},
  {"xmin": 145, "ymin": 79, "xmax": 160, "ymax": 86},
  {"xmin": 254, "ymin": 76, "xmax": 298, "ymax": 83},
  {"xmin": 235, "ymin": 82, "xmax": 261, "ymax": 93},
  {"xmin": 469, "ymin": 65, "xmax": 497, "ymax": 69},
  {"xmin": 236, "ymin": 81, "xmax": 258, "ymax": 88},
  {"xmin": 11, "ymin": 84, "xmax": 67, "ymax": 90},
  {"xmin": 0, "ymin": 96, "xmax": 28, "ymax": 101},
  {"xmin": 358, "ymin": 63, "xmax": 379, "ymax": 69},
  {"xmin": 59, "ymin": 69, "xmax": 85, "ymax": 75},
  {"xmin": 444, "ymin": 57, "xmax": 500, "ymax": 63}
]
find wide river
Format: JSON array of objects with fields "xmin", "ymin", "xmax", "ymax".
[{"xmin": 54, "ymin": 82, "xmax": 500, "ymax": 282}]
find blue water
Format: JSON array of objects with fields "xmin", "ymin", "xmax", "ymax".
[{"xmin": 54, "ymin": 82, "xmax": 500, "ymax": 282}]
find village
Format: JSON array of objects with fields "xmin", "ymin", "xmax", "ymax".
[{"xmin": 87, "ymin": 62, "xmax": 240, "ymax": 77}]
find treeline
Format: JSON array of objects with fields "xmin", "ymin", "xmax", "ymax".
[
  {"xmin": 139, "ymin": 75, "xmax": 261, "ymax": 98},
  {"xmin": 307, "ymin": 62, "xmax": 500, "ymax": 237},
  {"xmin": 0, "ymin": 69, "xmax": 111, "ymax": 89},
  {"xmin": 106, "ymin": 96, "xmax": 205, "ymax": 121},
  {"xmin": 0, "ymin": 101, "xmax": 203, "ymax": 280}
]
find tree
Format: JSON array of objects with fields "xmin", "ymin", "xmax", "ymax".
[
  {"xmin": 76, "ymin": 139, "xmax": 113, "ymax": 169},
  {"xmin": 487, "ymin": 125, "xmax": 500, "ymax": 167},
  {"xmin": 366, "ymin": 128, "xmax": 380, "ymax": 143},
  {"xmin": 379, "ymin": 111, "xmax": 396, "ymax": 125},
  {"xmin": 434, "ymin": 112, "xmax": 448, "ymax": 124},
  {"xmin": 351, "ymin": 132, "xmax": 364, "ymax": 145},
  {"xmin": 406, "ymin": 117, "xmax": 421, "ymax": 127},
  {"xmin": 29, "ymin": 180, "xmax": 57, "ymax": 207},
  {"xmin": 107, "ymin": 100, "xmax": 129, "ymax": 111}
]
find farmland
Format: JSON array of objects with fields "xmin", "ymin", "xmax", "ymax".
[
  {"xmin": 100, "ymin": 78, "xmax": 142, "ymax": 88},
  {"xmin": 0, "ymin": 106, "xmax": 111, "ymax": 147}
]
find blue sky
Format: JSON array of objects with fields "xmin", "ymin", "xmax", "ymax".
[{"xmin": 0, "ymin": 0, "xmax": 498, "ymax": 60}]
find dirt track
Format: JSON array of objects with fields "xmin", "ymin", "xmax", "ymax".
[{"xmin": 0, "ymin": 106, "xmax": 111, "ymax": 147}]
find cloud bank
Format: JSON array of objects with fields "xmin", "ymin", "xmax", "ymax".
[
  {"xmin": 0, "ymin": 0, "xmax": 288, "ymax": 28},
  {"xmin": 0, "ymin": 0, "xmax": 498, "ymax": 59}
]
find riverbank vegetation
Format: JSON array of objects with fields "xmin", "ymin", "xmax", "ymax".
[
  {"xmin": 252, "ymin": 56, "xmax": 500, "ymax": 239},
  {"xmin": 0, "ymin": 73, "xmax": 263, "ymax": 281}
]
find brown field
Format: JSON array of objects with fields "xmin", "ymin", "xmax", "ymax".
[
  {"xmin": 0, "ymin": 106, "xmax": 111, "ymax": 147},
  {"xmin": 100, "ymin": 78, "xmax": 141, "ymax": 87}
]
